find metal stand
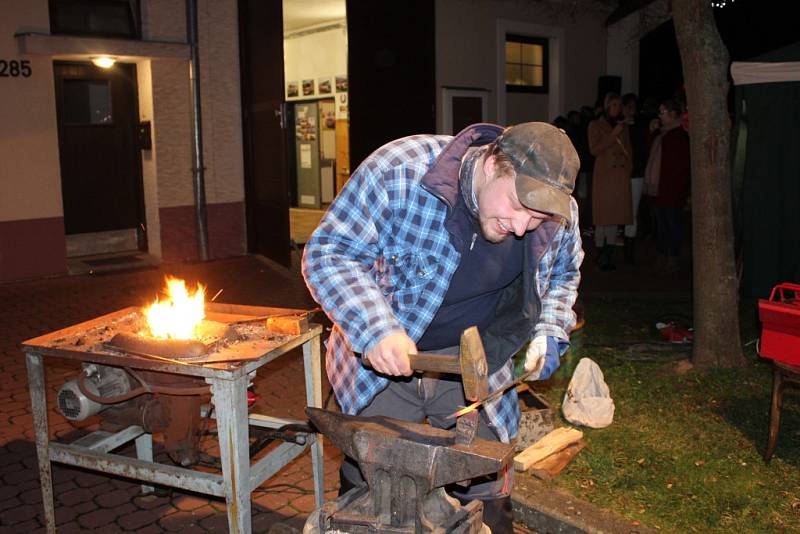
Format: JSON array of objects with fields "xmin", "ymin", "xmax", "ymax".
[{"xmin": 24, "ymin": 318, "xmax": 324, "ymax": 534}]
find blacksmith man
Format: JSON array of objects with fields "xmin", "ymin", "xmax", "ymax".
[{"xmin": 302, "ymin": 122, "xmax": 583, "ymax": 532}]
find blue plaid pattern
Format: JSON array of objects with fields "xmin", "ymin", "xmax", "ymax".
[
  {"xmin": 534, "ymin": 199, "xmax": 584, "ymax": 341},
  {"xmin": 302, "ymin": 133, "xmax": 582, "ymax": 443}
]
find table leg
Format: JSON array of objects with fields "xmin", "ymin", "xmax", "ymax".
[
  {"xmin": 303, "ymin": 336, "xmax": 325, "ymax": 508},
  {"xmin": 211, "ymin": 375, "xmax": 252, "ymax": 534},
  {"xmin": 135, "ymin": 433, "xmax": 155, "ymax": 494},
  {"xmin": 765, "ymin": 365, "xmax": 784, "ymax": 463},
  {"xmin": 26, "ymin": 353, "xmax": 56, "ymax": 534}
]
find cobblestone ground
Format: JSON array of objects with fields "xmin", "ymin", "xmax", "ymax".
[{"xmin": 0, "ymin": 255, "xmax": 343, "ymax": 533}]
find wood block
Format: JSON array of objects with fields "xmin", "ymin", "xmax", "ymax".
[
  {"xmin": 266, "ymin": 316, "xmax": 309, "ymax": 335},
  {"xmin": 529, "ymin": 439, "xmax": 586, "ymax": 480},
  {"xmin": 513, "ymin": 426, "xmax": 583, "ymax": 471}
]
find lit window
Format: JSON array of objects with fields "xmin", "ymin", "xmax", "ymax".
[{"xmin": 505, "ymin": 34, "xmax": 548, "ymax": 94}]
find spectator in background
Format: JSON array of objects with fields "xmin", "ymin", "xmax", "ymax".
[
  {"xmin": 588, "ymin": 92, "xmax": 633, "ymax": 271},
  {"xmin": 593, "ymin": 98, "xmax": 605, "ymax": 119},
  {"xmin": 552, "ymin": 115, "xmax": 570, "ymax": 132},
  {"xmin": 622, "ymin": 93, "xmax": 648, "ymax": 265},
  {"xmin": 643, "ymin": 98, "xmax": 691, "ymax": 274},
  {"xmin": 637, "ymin": 96, "xmax": 661, "ymax": 241},
  {"xmin": 566, "ymin": 109, "xmax": 592, "ymax": 235},
  {"xmin": 579, "ymin": 106, "xmax": 598, "ymax": 234},
  {"xmin": 641, "ymin": 96, "xmax": 659, "ymax": 123}
]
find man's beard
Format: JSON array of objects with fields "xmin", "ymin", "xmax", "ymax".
[{"xmin": 478, "ymin": 217, "xmax": 510, "ymax": 244}]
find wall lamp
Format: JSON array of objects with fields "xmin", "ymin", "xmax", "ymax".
[{"xmin": 91, "ymin": 56, "xmax": 117, "ymax": 69}]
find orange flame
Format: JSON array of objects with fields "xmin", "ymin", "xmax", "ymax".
[{"xmin": 145, "ymin": 277, "xmax": 206, "ymax": 339}]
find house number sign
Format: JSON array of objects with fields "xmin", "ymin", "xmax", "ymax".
[{"xmin": 0, "ymin": 59, "xmax": 33, "ymax": 78}]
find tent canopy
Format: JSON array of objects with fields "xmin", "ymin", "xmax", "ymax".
[{"xmin": 732, "ymin": 41, "xmax": 800, "ymax": 297}]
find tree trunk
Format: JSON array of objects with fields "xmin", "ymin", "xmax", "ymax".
[{"xmin": 672, "ymin": 0, "xmax": 746, "ymax": 368}]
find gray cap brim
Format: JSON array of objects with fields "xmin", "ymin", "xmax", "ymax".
[{"xmin": 515, "ymin": 174, "xmax": 572, "ymax": 224}]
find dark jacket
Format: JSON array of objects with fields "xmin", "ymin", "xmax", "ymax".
[{"xmin": 654, "ymin": 127, "xmax": 691, "ymax": 208}]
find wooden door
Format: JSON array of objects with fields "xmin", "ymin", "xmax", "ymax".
[
  {"xmin": 346, "ymin": 0, "xmax": 436, "ymax": 170},
  {"xmin": 53, "ymin": 61, "xmax": 144, "ymax": 244},
  {"xmin": 239, "ymin": 0, "xmax": 291, "ymax": 266}
]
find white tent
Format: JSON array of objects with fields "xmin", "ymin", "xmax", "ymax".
[{"xmin": 731, "ymin": 61, "xmax": 800, "ymax": 85}]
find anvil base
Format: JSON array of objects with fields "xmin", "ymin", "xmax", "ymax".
[{"xmin": 304, "ymin": 485, "xmax": 489, "ymax": 534}]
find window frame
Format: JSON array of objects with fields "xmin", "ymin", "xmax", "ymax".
[
  {"xmin": 441, "ymin": 87, "xmax": 489, "ymax": 135},
  {"xmin": 49, "ymin": 0, "xmax": 142, "ymax": 39},
  {"xmin": 505, "ymin": 34, "xmax": 549, "ymax": 94}
]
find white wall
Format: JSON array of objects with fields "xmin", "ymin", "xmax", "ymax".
[
  {"xmin": 607, "ymin": 0, "xmax": 671, "ymax": 97},
  {"xmin": 137, "ymin": 60, "xmax": 162, "ymax": 257},
  {"xmin": 0, "ymin": 0, "xmax": 63, "ymax": 222},
  {"xmin": 436, "ymin": 0, "xmax": 608, "ymax": 130},
  {"xmin": 284, "ymin": 24, "xmax": 347, "ymax": 101}
]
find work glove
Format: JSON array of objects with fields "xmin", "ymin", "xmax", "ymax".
[{"xmin": 524, "ymin": 336, "xmax": 561, "ymax": 381}]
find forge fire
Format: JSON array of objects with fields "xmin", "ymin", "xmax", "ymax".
[{"xmin": 144, "ymin": 276, "xmax": 207, "ymax": 340}]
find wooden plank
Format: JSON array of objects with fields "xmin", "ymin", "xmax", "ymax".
[
  {"xmin": 207, "ymin": 302, "xmax": 306, "ymax": 318},
  {"xmin": 513, "ymin": 427, "xmax": 583, "ymax": 472},
  {"xmin": 204, "ymin": 311, "xmax": 257, "ymax": 324},
  {"xmin": 529, "ymin": 439, "xmax": 585, "ymax": 481},
  {"xmin": 266, "ymin": 316, "xmax": 309, "ymax": 335}
]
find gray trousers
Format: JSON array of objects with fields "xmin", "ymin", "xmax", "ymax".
[{"xmin": 339, "ymin": 369, "xmax": 512, "ymax": 502}]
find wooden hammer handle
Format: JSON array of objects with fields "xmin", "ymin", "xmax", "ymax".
[{"xmin": 361, "ymin": 352, "xmax": 462, "ymax": 375}]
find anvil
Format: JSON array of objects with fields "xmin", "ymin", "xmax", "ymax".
[{"xmin": 306, "ymin": 407, "xmax": 514, "ymax": 533}]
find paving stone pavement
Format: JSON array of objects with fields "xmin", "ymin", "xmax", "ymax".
[
  {"xmin": 0, "ymin": 249, "xmax": 686, "ymax": 533},
  {"xmin": 0, "ymin": 254, "xmax": 343, "ymax": 533}
]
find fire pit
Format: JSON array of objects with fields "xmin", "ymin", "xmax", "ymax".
[{"xmin": 22, "ymin": 297, "xmax": 325, "ymax": 534}]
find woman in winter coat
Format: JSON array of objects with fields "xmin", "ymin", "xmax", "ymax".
[
  {"xmin": 643, "ymin": 98, "xmax": 691, "ymax": 274},
  {"xmin": 588, "ymin": 92, "xmax": 633, "ymax": 270}
]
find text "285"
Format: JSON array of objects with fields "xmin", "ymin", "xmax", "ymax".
[{"xmin": 1, "ymin": 60, "xmax": 33, "ymax": 78}]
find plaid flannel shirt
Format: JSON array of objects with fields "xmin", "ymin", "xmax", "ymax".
[{"xmin": 302, "ymin": 128, "xmax": 582, "ymax": 443}]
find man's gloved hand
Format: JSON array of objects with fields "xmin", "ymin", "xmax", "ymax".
[{"xmin": 524, "ymin": 336, "xmax": 561, "ymax": 381}]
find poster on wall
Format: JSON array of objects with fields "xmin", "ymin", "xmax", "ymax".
[
  {"xmin": 302, "ymin": 79, "xmax": 315, "ymax": 96},
  {"xmin": 336, "ymin": 92, "xmax": 349, "ymax": 121},
  {"xmin": 295, "ymin": 106, "xmax": 317, "ymax": 141},
  {"xmin": 318, "ymin": 77, "xmax": 332, "ymax": 95},
  {"xmin": 335, "ymin": 75, "xmax": 348, "ymax": 93},
  {"xmin": 287, "ymin": 81, "xmax": 298, "ymax": 98}
]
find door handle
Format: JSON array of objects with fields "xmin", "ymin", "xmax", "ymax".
[{"xmin": 274, "ymin": 103, "xmax": 287, "ymax": 129}]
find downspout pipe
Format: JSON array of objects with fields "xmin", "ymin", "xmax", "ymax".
[{"xmin": 187, "ymin": 0, "xmax": 209, "ymax": 260}]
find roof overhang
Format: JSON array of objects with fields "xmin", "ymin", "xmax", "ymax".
[{"xmin": 15, "ymin": 32, "xmax": 190, "ymax": 62}]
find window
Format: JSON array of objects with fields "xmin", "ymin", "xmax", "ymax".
[
  {"xmin": 63, "ymin": 80, "xmax": 113, "ymax": 124},
  {"xmin": 505, "ymin": 34, "xmax": 548, "ymax": 94},
  {"xmin": 441, "ymin": 87, "xmax": 488, "ymax": 135},
  {"xmin": 49, "ymin": 0, "xmax": 141, "ymax": 39}
]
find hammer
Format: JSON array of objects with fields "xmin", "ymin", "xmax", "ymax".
[{"xmin": 362, "ymin": 326, "xmax": 489, "ymax": 402}]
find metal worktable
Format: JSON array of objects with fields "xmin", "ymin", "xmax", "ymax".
[{"xmin": 21, "ymin": 303, "xmax": 325, "ymax": 534}]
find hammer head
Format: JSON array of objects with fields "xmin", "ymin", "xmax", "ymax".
[{"xmin": 459, "ymin": 326, "xmax": 489, "ymax": 402}]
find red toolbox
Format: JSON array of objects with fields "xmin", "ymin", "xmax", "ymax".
[{"xmin": 759, "ymin": 282, "xmax": 800, "ymax": 365}]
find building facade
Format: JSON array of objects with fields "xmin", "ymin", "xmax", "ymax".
[
  {"xmin": 1, "ymin": 0, "xmax": 245, "ymax": 282},
  {"xmin": 1, "ymin": 0, "xmax": 637, "ymax": 283}
]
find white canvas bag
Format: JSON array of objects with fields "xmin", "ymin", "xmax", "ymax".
[{"xmin": 562, "ymin": 358, "xmax": 615, "ymax": 428}]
